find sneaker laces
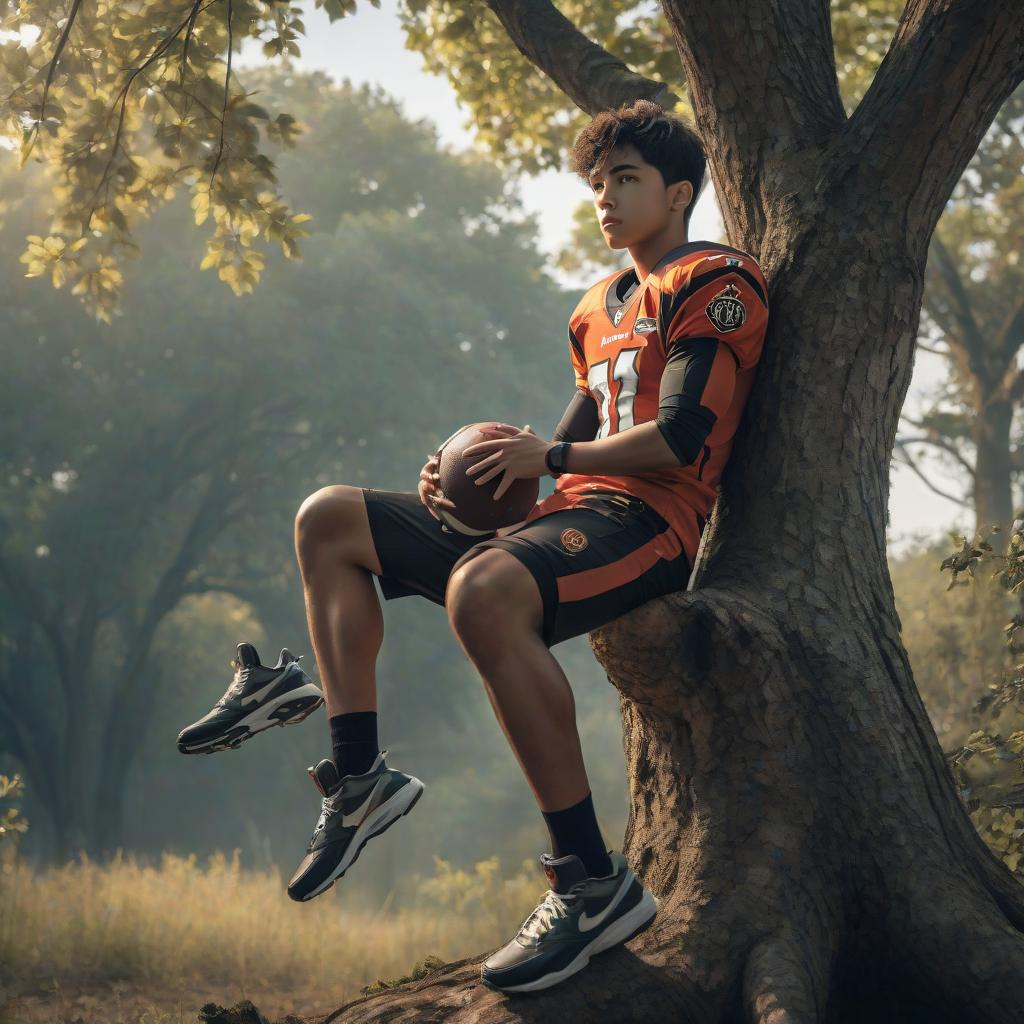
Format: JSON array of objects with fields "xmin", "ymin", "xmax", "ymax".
[
  {"xmin": 519, "ymin": 887, "xmax": 579, "ymax": 942},
  {"xmin": 307, "ymin": 784, "xmax": 348, "ymax": 846},
  {"xmin": 218, "ymin": 658, "xmax": 252, "ymax": 705}
]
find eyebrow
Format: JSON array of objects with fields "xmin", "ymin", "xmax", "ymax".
[{"xmin": 589, "ymin": 163, "xmax": 641, "ymax": 182}]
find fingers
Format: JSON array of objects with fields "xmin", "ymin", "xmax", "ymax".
[
  {"xmin": 421, "ymin": 472, "xmax": 456, "ymax": 508},
  {"xmin": 419, "ymin": 458, "xmax": 456, "ymax": 519},
  {"xmin": 418, "ymin": 479, "xmax": 442, "ymax": 521},
  {"xmin": 466, "ymin": 451, "xmax": 502, "ymax": 476},
  {"xmin": 472, "ymin": 464, "xmax": 503, "ymax": 486}
]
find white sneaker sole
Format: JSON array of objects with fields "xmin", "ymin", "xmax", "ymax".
[
  {"xmin": 298, "ymin": 776, "xmax": 425, "ymax": 901},
  {"xmin": 481, "ymin": 886, "xmax": 658, "ymax": 993}
]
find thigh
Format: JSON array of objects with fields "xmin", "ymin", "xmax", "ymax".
[
  {"xmin": 362, "ymin": 487, "xmax": 482, "ymax": 606},
  {"xmin": 450, "ymin": 491, "xmax": 692, "ymax": 648}
]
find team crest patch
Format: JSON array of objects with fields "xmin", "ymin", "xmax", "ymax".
[
  {"xmin": 560, "ymin": 527, "xmax": 589, "ymax": 554},
  {"xmin": 706, "ymin": 282, "xmax": 746, "ymax": 333},
  {"xmin": 633, "ymin": 317, "xmax": 657, "ymax": 334}
]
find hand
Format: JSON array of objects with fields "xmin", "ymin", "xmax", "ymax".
[
  {"xmin": 462, "ymin": 424, "xmax": 553, "ymax": 501},
  {"xmin": 418, "ymin": 451, "xmax": 455, "ymax": 522}
]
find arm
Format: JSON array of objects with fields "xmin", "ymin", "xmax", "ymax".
[
  {"xmin": 563, "ymin": 339, "xmax": 737, "ymax": 476},
  {"xmin": 552, "ymin": 388, "xmax": 600, "ymax": 443}
]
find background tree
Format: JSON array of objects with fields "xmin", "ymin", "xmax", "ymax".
[
  {"xmin": 4, "ymin": 1, "xmax": 1024, "ymax": 1020},
  {"xmin": 892, "ymin": 93, "xmax": 1024, "ymax": 535}
]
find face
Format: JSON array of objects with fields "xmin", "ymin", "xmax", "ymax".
[{"xmin": 588, "ymin": 142, "xmax": 693, "ymax": 249}]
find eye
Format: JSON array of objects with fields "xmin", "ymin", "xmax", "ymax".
[
  {"xmin": 592, "ymin": 181, "xmax": 603, "ymax": 192},
  {"xmin": 619, "ymin": 174, "xmax": 638, "ymax": 184}
]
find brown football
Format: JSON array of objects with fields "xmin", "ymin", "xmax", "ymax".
[{"xmin": 435, "ymin": 422, "xmax": 541, "ymax": 535}]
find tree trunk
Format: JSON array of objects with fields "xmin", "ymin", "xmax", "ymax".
[
  {"xmin": 203, "ymin": 1, "xmax": 1024, "ymax": 1020},
  {"xmin": 974, "ymin": 396, "xmax": 1015, "ymax": 536}
]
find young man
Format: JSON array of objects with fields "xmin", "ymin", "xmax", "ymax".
[{"xmin": 177, "ymin": 98, "xmax": 769, "ymax": 993}]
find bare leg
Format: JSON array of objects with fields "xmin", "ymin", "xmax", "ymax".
[
  {"xmin": 294, "ymin": 486, "xmax": 385, "ymax": 717},
  {"xmin": 447, "ymin": 548, "xmax": 591, "ymax": 811}
]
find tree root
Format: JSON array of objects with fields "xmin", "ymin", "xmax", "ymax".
[
  {"xmin": 891, "ymin": 873, "xmax": 1024, "ymax": 1024},
  {"xmin": 742, "ymin": 923, "xmax": 834, "ymax": 1024}
]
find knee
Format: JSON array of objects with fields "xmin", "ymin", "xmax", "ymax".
[
  {"xmin": 446, "ymin": 555, "xmax": 502, "ymax": 642},
  {"xmin": 294, "ymin": 484, "xmax": 358, "ymax": 570}
]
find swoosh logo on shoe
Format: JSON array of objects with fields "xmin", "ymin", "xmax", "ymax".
[
  {"xmin": 341, "ymin": 776, "xmax": 388, "ymax": 828},
  {"xmin": 577, "ymin": 871, "xmax": 632, "ymax": 933},
  {"xmin": 241, "ymin": 666, "xmax": 294, "ymax": 707}
]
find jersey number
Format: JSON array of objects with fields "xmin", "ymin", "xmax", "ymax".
[{"xmin": 588, "ymin": 347, "xmax": 642, "ymax": 438}]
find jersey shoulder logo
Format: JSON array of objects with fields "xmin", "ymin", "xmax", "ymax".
[
  {"xmin": 706, "ymin": 282, "xmax": 746, "ymax": 333},
  {"xmin": 612, "ymin": 308, "xmax": 625, "ymax": 326},
  {"xmin": 633, "ymin": 317, "xmax": 657, "ymax": 334}
]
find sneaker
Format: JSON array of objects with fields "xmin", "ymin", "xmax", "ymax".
[
  {"xmin": 287, "ymin": 749, "xmax": 425, "ymax": 902},
  {"xmin": 480, "ymin": 849, "xmax": 658, "ymax": 993},
  {"xmin": 176, "ymin": 642, "xmax": 324, "ymax": 754}
]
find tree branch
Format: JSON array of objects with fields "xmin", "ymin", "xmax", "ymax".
[
  {"xmin": 892, "ymin": 442, "xmax": 971, "ymax": 508},
  {"xmin": 995, "ymin": 293, "xmax": 1024, "ymax": 367},
  {"xmin": 895, "ymin": 432, "xmax": 975, "ymax": 477},
  {"xmin": 849, "ymin": 0, "xmax": 1024, "ymax": 250},
  {"xmin": 658, "ymin": 0, "xmax": 847, "ymax": 211},
  {"xmin": 482, "ymin": 0, "xmax": 679, "ymax": 116},
  {"xmin": 1004, "ymin": 365, "xmax": 1024, "ymax": 407},
  {"xmin": 929, "ymin": 235, "xmax": 987, "ymax": 376}
]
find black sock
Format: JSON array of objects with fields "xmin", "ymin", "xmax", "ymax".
[
  {"xmin": 329, "ymin": 711, "xmax": 379, "ymax": 778},
  {"xmin": 541, "ymin": 791, "xmax": 613, "ymax": 879}
]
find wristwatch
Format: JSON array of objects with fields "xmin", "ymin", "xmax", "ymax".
[{"xmin": 545, "ymin": 442, "xmax": 572, "ymax": 478}]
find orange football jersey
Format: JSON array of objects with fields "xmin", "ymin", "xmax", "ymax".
[{"xmin": 523, "ymin": 239, "xmax": 770, "ymax": 566}]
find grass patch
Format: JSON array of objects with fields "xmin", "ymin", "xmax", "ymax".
[{"xmin": 0, "ymin": 849, "xmax": 540, "ymax": 1021}]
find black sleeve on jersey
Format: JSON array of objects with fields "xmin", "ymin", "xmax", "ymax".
[
  {"xmin": 552, "ymin": 388, "xmax": 600, "ymax": 443},
  {"xmin": 654, "ymin": 338, "xmax": 725, "ymax": 467}
]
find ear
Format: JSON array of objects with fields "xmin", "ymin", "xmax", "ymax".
[{"xmin": 670, "ymin": 180, "xmax": 693, "ymax": 213}]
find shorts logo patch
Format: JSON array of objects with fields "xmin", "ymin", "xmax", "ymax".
[
  {"xmin": 560, "ymin": 527, "xmax": 588, "ymax": 554},
  {"xmin": 706, "ymin": 282, "xmax": 746, "ymax": 333}
]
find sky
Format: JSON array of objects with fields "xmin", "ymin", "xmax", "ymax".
[{"xmin": 234, "ymin": 1, "xmax": 975, "ymax": 557}]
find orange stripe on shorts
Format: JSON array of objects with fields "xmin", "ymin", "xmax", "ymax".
[{"xmin": 556, "ymin": 527, "xmax": 683, "ymax": 603}]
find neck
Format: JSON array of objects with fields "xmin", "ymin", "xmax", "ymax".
[{"xmin": 628, "ymin": 224, "xmax": 689, "ymax": 282}]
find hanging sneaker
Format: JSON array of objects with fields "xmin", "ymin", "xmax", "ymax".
[
  {"xmin": 480, "ymin": 849, "xmax": 658, "ymax": 993},
  {"xmin": 287, "ymin": 749, "xmax": 425, "ymax": 902},
  {"xmin": 176, "ymin": 641, "xmax": 324, "ymax": 754}
]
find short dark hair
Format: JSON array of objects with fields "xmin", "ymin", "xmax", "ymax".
[{"xmin": 570, "ymin": 99, "xmax": 706, "ymax": 229}]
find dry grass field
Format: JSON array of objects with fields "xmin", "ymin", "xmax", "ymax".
[{"xmin": 0, "ymin": 849, "xmax": 543, "ymax": 1023}]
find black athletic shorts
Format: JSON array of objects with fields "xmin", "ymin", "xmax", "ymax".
[{"xmin": 361, "ymin": 486, "xmax": 692, "ymax": 648}]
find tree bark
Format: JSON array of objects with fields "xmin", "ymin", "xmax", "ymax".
[{"xmin": 224, "ymin": 1, "xmax": 1024, "ymax": 1020}]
